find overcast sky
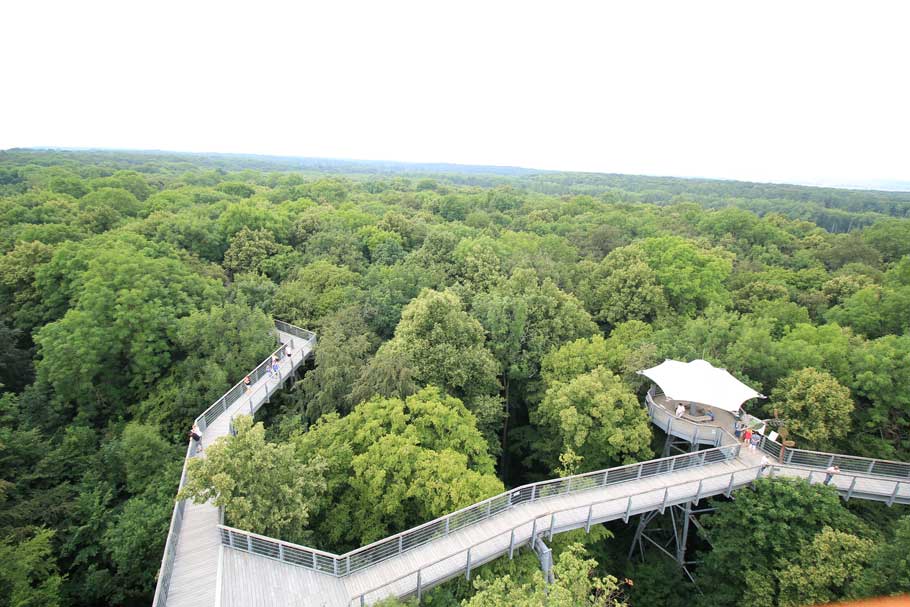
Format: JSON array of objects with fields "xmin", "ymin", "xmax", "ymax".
[{"xmin": 2, "ymin": 1, "xmax": 908, "ymax": 187}]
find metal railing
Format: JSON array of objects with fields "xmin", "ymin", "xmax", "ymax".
[
  {"xmin": 218, "ymin": 442, "xmax": 741, "ymax": 577},
  {"xmin": 645, "ymin": 388, "xmax": 733, "ymax": 447},
  {"xmin": 643, "ymin": 386, "xmax": 910, "ymax": 480},
  {"xmin": 151, "ymin": 439, "xmax": 197, "ymax": 607},
  {"xmin": 151, "ymin": 320, "xmax": 314, "ymax": 607},
  {"xmin": 783, "ymin": 447, "xmax": 910, "ymax": 479},
  {"xmin": 348, "ymin": 462, "xmax": 910, "ymax": 605}
]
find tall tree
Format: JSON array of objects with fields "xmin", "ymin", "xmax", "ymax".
[{"xmin": 179, "ymin": 416, "xmax": 326, "ymax": 543}]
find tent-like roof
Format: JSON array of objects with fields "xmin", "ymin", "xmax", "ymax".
[{"xmin": 638, "ymin": 359, "xmax": 764, "ymax": 412}]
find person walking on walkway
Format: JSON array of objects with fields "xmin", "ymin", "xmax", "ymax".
[
  {"xmin": 243, "ymin": 374, "xmax": 252, "ymax": 392},
  {"xmin": 743, "ymin": 427, "xmax": 753, "ymax": 446},
  {"xmin": 189, "ymin": 423, "xmax": 203, "ymax": 452},
  {"xmin": 675, "ymin": 403, "xmax": 685, "ymax": 418},
  {"xmin": 284, "ymin": 343, "xmax": 293, "ymax": 359},
  {"xmin": 824, "ymin": 465, "xmax": 840, "ymax": 485}
]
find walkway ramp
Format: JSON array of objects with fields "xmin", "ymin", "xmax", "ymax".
[
  {"xmin": 153, "ymin": 322, "xmax": 316, "ymax": 607},
  {"xmin": 155, "ymin": 322, "xmax": 910, "ymax": 607}
]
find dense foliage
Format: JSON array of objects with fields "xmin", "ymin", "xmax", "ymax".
[{"xmin": 1, "ymin": 149, "xmax": 908, "ymax": 606}]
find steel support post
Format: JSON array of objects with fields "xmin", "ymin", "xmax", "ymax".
[{"xmin": 676, "ymin": 501, "xmax": 692, "ymax": 565}]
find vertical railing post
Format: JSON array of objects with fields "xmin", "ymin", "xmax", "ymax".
[
  {"xmin": 585, "ymin": 504, "xmax": 593, "ymax": 533},
  {"xmin": 445, "ymin": 516, "xmax": 450, "ymax": 535},
  {"xmin": 531, "ymin": 485, "xmax": 537, "ymax": 501},
  {"xmin": 693, "ymin": 426, "xmax": 699, "ymax": 445},
  {"xmin": 867, "ymin": 460, "xmax": 875, "ymax": 474},
  {"xmin": 465, "ymin": 548, "xmax": 472, "ymax": 580},
  {"xmin": 549, "ymin": 513, "xmax": 556, "ymax": 540},
  {"xmin": 398, "ymin": 536, "xmax": 403, "ymax": 555},
  {"xmin": 602, "ymin": 470, "xmax": 609, "ymax": 486},
  {"xmin": 661, "ymin": 487, "xmax": 669, "ymax": 513},
  {"xmin": 346, "ymin": 555, "xmax": 351, "ymax": 575},
  {"xmin": 694, "ymin": 479, "xmax": 703, "ymax": 505},
  {"xmin": 509, "ymin": 529, "xmax": 516, "ymax": 558},
  {"xmin": 636, "ymin": 464, "xmax": 643, "ymax": 480},
  {"xmin": 785, "ymin": 450, "xmax": 794, "ymax": 464},
  {"xmin": 278, "ymin": 543, "xmax": 284, "ymax": 561},
  {"xmin": 726, "ymin": 473, "xmax": 735, "ymax": 498},
  {"xmin": 530, "ymin": 519, "xmax": 537, "ymax": 542},
  {"xmin": 827, "ymin": 454, "xmax": 835, "ymax": 467},
  {"xmin": 668, "ymin": 457, "xmax": 676, "ymax": 473},
  {"xmin": 624, "ymin": 496, "xmax": 632, "ymax": 523}
]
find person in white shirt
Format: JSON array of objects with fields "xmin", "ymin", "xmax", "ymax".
[{"xmin": 675, "ymin": 403, "xmax": 685, "ymax": 418}]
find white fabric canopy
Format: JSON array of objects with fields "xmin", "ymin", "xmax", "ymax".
[{"xmin": 639, "ymin": 359, "xmax": 764, "ymax": 412}]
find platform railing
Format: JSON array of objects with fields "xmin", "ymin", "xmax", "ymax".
[
  {"xmin": 152, "ymin": 320, "xmax": 313, "ymax": 607},
  {"xmin": 218, "ymin": 442, "xmax": 741, "ymax": 577},
  {"xmin": 348, "ymin": 461, "xmax": 910, "ymax": 605},
  {"xmin": 643, "ymin": 385, "xmax": 910, "ymax": 480}
]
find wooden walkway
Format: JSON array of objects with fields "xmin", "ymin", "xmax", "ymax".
[
  {"xmin": 155, "ymin": 324, "xmax": 910, "ymax": 607},
  {"xmin": 218, "ymin": 446, "xmax": 910, "ymax": 607},
  {"xmin": 158, "ymin": 329, "xmax": 313, "ymax": 607}
]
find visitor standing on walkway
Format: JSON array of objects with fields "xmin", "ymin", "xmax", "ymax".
[
  {"xmin": 243, "ymin": 374, "xmax": 251, "ymax": 392},
  {"xmin": 743, "ymin": 427, "xmax": 753, "ymax": 446},
  {"xmin": 675, "ymin": 403, "xmax": 685, "ymax": 418},
  {"xmin": 285, "ymin": 343, "xmax": 293, "ymax": 359},
  {"xmin": 824, "ymin": 465, "xmax": 840, "ymax": 485}
]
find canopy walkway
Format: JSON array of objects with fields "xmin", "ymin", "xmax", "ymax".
[{"xmin": 154, "ymin": 322, "xmax": 910, "ymax": 607}]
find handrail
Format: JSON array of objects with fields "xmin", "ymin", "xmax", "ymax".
[
  {"xmin": 218, "ymin": 442, "xmax": 742, "ymax": 576},
  {"xmin": 348, "ymin": 462, "xmax": 910, "ymax": 605},
  {"xmin": 152, "ymin": 320, "xmax": 313, "ymax": 607},
  {"xmin": 644, "ymin": 386, "xmax": 910, "ymax": 480},
  {"xmin": 348, "ymin": 464, "xmax": 763, "ymax": 605}
]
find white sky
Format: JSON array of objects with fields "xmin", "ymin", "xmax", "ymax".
[{"xmin": 1, "ymin": 0, "xmax": 908, "ymax": 186}]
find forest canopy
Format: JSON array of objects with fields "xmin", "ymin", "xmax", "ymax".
[{"xmin": 0, "ymin": 149, "xmax": 908, "ymax": 607}]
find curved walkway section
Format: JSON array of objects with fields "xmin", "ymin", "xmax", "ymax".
[
  {"xmin": 152, "ymin": 321, "xmax": 316, "ymax": 607},
  {"xmin": 154, "ymin": 326, "xmax": 910, "ymax": 607},
  {"xmin": 215, "ymin": 393, "xmax": 910, "ymax": 607}
]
